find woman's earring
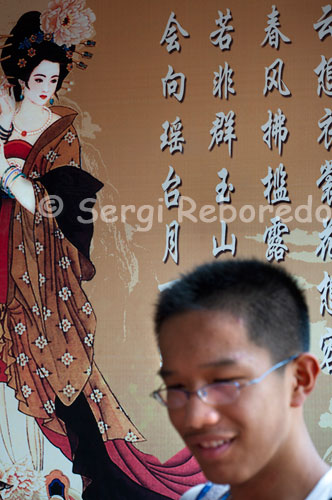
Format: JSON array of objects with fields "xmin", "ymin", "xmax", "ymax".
[
  {"xmin": 49, "ymin": 96, "xmax": 54, "ymax": 105},
  {"xmin": 19, "ymin": 88, "xmax": 24, "ymax": 101}
]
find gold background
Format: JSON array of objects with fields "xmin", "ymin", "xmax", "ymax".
[{"xmin": 2, "ymin": 0, "xmax": 332, "ymax": 463}]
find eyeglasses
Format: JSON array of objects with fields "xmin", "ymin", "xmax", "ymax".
[{"xmin": 151, "ymin": 354, "xmax": 299, "ymax": 409}]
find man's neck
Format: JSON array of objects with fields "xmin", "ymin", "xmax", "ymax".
[{"xmin": 229, "ymin": 423, "xmax": 329, "ymax": 500}]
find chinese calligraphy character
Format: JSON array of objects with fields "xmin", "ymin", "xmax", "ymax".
[
  {"xmin": 317, "ymin": 270, "xmax": 332, "ymax": 315},
  {"xmin": 263, "ymin": 216, "xmax": 289, "ymax": 262},
  {"xmin": 316, "ymin": 219, "xmax": 332, "ymax": 261},
  {"xmin": 263, "ymin": 58, "xmax": 291, "ymax": 96},
  {"xmin": 318, "ymin": 108, "xmax": 332, "ymax": 151},
  {"xmin": 212, "ymin": 221, "xmax": 237, "ymax": 257},
  {"xmin": 317, "ymin": 160, "xmax": 332, "ymax": 205},
  {"xmin": 314, "ymin": 55, "xmax": 332, "ymax": 96},
  {"xmin": 320, "ymin": 327, "xmax": 332, "ymax": 373},
  {"xmin": 208, "ymin": 111, "xmax": 236, "ymax": 156},
  {"xmin": 163, "ymin": 220, "xmax": 179, "ymax": 264},
  {"xmin": 210, "ymin": 9, "xmax": 234, "ymax": 51},
  {"xmin": 162, "ymin": 166, "xmax": 181, "ymax": 209},
  {"xmin": 314, "ymin": 5, "xmax": 332, "ymax": 41},
  {"xmin": 216, "ymin": 168, "xmax": 234, "ymax": 203},
  {"xmin": 160, "ymin": 12, "xmax": 189, "ymax": 53},
  {"xmin": 213, "ymin": 63, "xmax": 236, "ymax": 99},
  {"xmin": 262, "ymin": 109, "xmax": 289, "ymax": 155},
  {"xmin": 160, "ymin": 116, "xmax": 185, "ymax": 154},
  {"xmin": 162, "ymin": 65, "xmax": 186, "ymax": 102},
  {"xmin": 261, "ymin": 5, "xmax": 291, "ymax": 49},
  {"xmin": 261, "ymin": 163, "xmax": 290, "ymax": 204}
]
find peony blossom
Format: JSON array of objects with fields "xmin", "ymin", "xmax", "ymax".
[
  {"xmin": 0, "ymin": 458, "xmax": 46, "ymax": 499},
  {"xmin": 40, "ymin": 0, "xmax": 96, "ymax": 47}
]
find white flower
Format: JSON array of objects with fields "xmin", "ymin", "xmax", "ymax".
[
  {"xmin": 64, "ymin": 130, "xmax": 76, "ymax": 144},
  {"xmin": 33, "ymin": 183, "xmax": 41, "ymax": 194},
  {"xmin": 44, "ymin": 400, "xmax": 55, "ymax": 414},
  {"xmin": 31, "ymin": 304, "xmax": 40, "ymax": 316},
  {"xmin": 45, "ymin": 149, "xmax": 59, "ymax": 163},
  {"xmin": 85, "ymin": 365, "xmax": 92, "ymax": 376},
  {"xmin": 14, "ymin": 322, "xmax": 26, "ymax": 336},
  {"xmin": 35, "ymin": 241, "xmax": 44, "ymax": 255},
  {"xmin": 0, "ymin": 457, "xmax": 46, "ymax": 498},
  {"xmin": 36, "ymin": 366, "xmax": 50, "ymax": 378},
  {"xmin": 97, "ymin": 420, "xmax": 108, "ymax": 434},
  {"xmin": 21, "ymin": 384, "xmax": 32, "ymax": 399},
  {"xmin": 125, "ymin": 430, "xmax": 139, "ymax": 442},
  {"xmin": 90, "ymin": 388, "xmax": 103, "ymax": 403},
  {"xmin": 68, "ymin": 159, "xmax": 79, "ymax": 167},
  {"xmin": 34, "ymin": 335, "xmax": 48, "ymax": 350},
  {"xmin": 84, "ymin": 332, "xmax": 94, "ymax": 347},
  {"xmin": 82, "ymin": 302, "xmax": 93, "ymax": 316},
  {"xmin": 29, "ymin": 170, "xmax": 41, "ymax": 179},
  {"xmin": 54, "ymin": 228, "xmax": 64, "ymax": 239},
  {"xmin": 59, "ymin": 256, "xmax": 71, "ymax": 269},
  {"xmin": 15, "ymin": 212, "xmax": 22, "ymax": 223},
  {"xmin": 59, "ymin": 286, "xmax": 72, "ymax": 301},
  {"xmin": 43, "ymin": 306, "xmax": 52, "ymax": 321},
  {"xmin": 21, "ymin": 272, "xmax": 30, "ymax": 285},
  {"xmin": 16, "ymin": 353, "xmax": 29, "ymax": 367},
  {"xmin": 40, "ymin": 0, "xmax": 96, "ymax": 47},
  {"xmin": 35, "ymin": 211, "xmax": 43, "ymax": 224},
  {"xmin": 61, "ymin": 351, "xmax": 74, "ymax": 366},
  {"xmin": 58, "ymin": 318, "xmax": 72, "ymax": 333},
  {"xmin": 17, "ymin": 242, "xmax": 25, "ymax": 254},
  {"xmin": 62, "ymin": 383, "xmax": 76, "ymax": 399},
  {"xmin": 39, "ymin": 273, "xmax": 46, "ymax": 286}
]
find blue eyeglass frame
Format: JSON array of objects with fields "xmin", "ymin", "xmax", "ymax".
[{"xmin": 151, "ymin": 354, "xmax": 299, "ymax": 408}]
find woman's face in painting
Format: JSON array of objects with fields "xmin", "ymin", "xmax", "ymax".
[{"xmin": 23, "ymin": 60, "xmax": 60, "ymax": 106}]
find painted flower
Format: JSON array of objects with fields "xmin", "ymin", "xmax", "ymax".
[
  {"xmin": 64, "ymin": 130, "xmax": 76, "ymax": 144},
  {"xmin": 0, "ymin": 457, "xmax": 45, "ymax": 499},
  {"xmin": 97, "ymin": 420, "xmax": 108, "ymax": 434},
  {"xmin": 125, "ymin": 430, "xmax": 139, "ymax": 442},
  {"xmin": 90, "ymin": 388, "xmax": 103, "ymax": 403},
  {"xmin": 61, "ymin": 351, "xmax": 74, "ymax": 366},
  {"xmin": 34, "ymin": 336, "xmax": 48, "ymax": 350},
  {"xmin": 35, "ymin": 241, "xmax": 44, "ymax": 255},
  {"xmin": 84, "ymin": 332, "xmax": 94, "ymax": 347},
  {"xmin": 14, "ymin": 322, "xmax": 26, "ymax": 336},
  {"xmin": 36, "ymin": 366, "xmax": 50, "ymax": 378},
  {"xmin": 82, "ymin": 301, "xmax": 92, "ymax": 316},
  {"xmin": 27, "ymin": 47, "xmax": 36, "ymax": 57},
  {"xmin": 62, "ymin": 383, "xmax": 76, "ymax": 399},
  {"xmin": 66, "ymin": 62, "xmax": 74, "ymax": 72},
  {"xmin": 58, "ymin": 318, "xmax": 72, "ymax": 333},
  {"xmin": 16, "ymin": 353, "xmax": 29, "ymax": 367},
  {"xmin": 59, "ymin": 286, "xmax": 72, "ymax": 301},
  {"xmin": 21, "ymin": 271, "xmax": 30, "ymax": 285},
  {"xmin": 59, "ymin": 256, "xmax": 71, "ymax": 269},
  {"xmin": 21, "ymin": 384, "xmax": 32, "ymax": 399},
  {"xmin": 39, "ymin": 273, "xmax": 46, "ymax": 286},
  {"xmin": 40, "ymin": 0, "xmax": 96, "ymax": 47},
  {"xmin": 29, "ymin": 34, "xmax": 37, "ymax": 43},
  {"xmin": 34, "ymin": 211, "xmax": 42, "ymax": 224},
  {"xmin": 44, "ymin": 399, "xmax": 55, "ymax": 414},
  {"xmin": 31, "ymin": 304, "xmax": 40, "ymax": 316},
  {"xmin": 17, "ymin": 58, "xmax": 27, "ymax": 68},
  {"xmin": 43, "ymin": 306, "xmax": 52, "ymax": 321}
]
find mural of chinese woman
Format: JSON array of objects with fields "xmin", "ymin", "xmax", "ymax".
[{"xmin": 0, "ymin": 2, "xmax": 202, "ymax": 499}]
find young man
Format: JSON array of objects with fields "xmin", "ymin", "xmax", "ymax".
[{"xmin": 152, "ymin": 260, "xmax": 332, "ymax": 500}]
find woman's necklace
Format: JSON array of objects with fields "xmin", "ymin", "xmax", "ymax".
[{"xmin": 13, "ymin": 106, "xmax": 52, "ymax": 137}]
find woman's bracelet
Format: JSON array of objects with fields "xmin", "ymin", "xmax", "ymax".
[
  {"xmin": 0, "ymin": 123, "xmax": 13, "ymax": 142},
  {"xmin": 0, "ymin": 163, "xmax": 26, "ymax": 198}
]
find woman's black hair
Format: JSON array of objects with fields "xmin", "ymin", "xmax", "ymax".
[{"xmin": 1, "ymin": 11, "xmax": 73, "ymax": 101}]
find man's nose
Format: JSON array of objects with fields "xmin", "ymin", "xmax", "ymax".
[{"xmin": 183, "ymin": 393, "xmax": 220, "ymax": 430}]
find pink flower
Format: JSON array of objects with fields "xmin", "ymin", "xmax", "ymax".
[
  {"xmin": 0, "ymin": 458, "xmax": 45, "ymax": 499},
  {"xmin": 40, "ymin": 0, "xmax": 96, "ymax": 47}
]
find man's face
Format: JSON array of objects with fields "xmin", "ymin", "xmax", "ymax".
[{"xmin": 158, "ymin": 309, "xmax": 294, "ymax": 486}]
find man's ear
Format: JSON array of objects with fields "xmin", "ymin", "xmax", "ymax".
[{"xmin": 290, "ymin": 353, "xmax": 320, "ymax": 408}]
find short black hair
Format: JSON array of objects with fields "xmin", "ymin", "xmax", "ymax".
[
  {"xmin": 155, "ymin": 259, "xmax": 310, "ymax": 361},
  {"xmin": 1, "ymin": 11, "xmax": 73, "ymax": 101}
]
